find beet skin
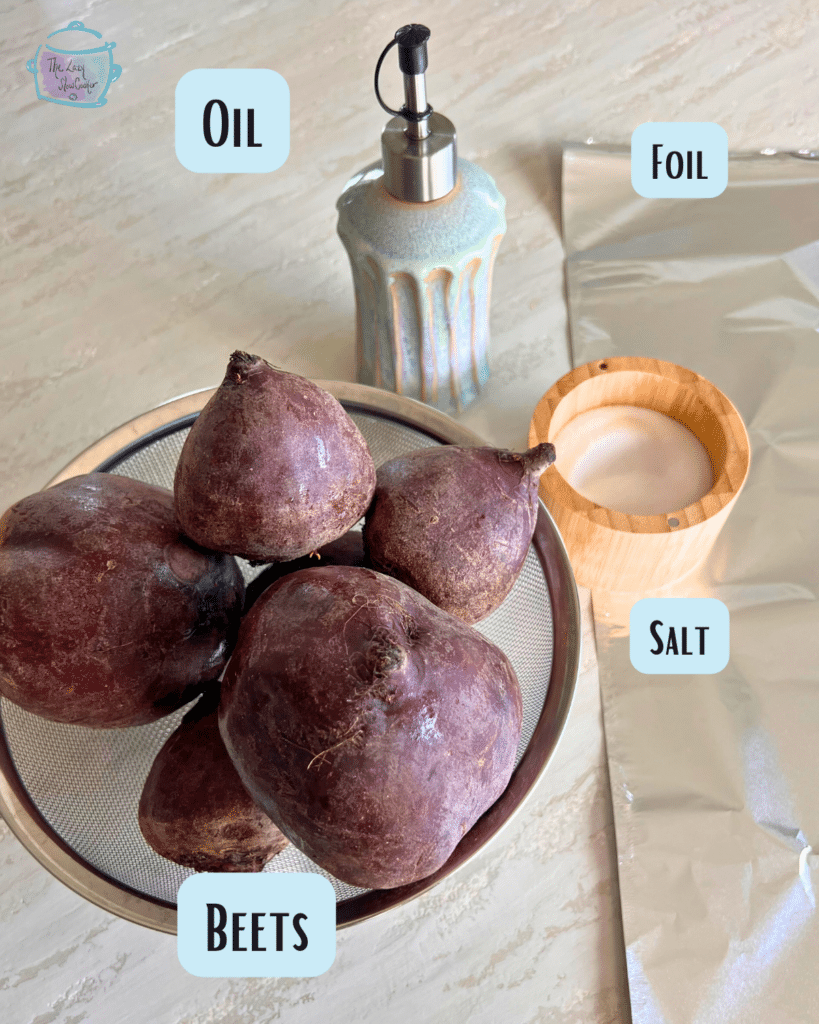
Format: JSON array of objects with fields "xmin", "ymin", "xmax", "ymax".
[
  {"xmin": 242, "ymin": 528, "xmax": 369, "ymax": 613},
  {"xmin": 364, "ymin": 443, "xmax": 555, "ymax": 623},
  {"xmin": 218, "ymin": 565, "xmax": 523, "ymax": 890},
  {"xmin": 0, "ymin": 473, "xmax": 244, "ymax": 728},
  {"xmin": 174, "ymin": 352, "xmax": 376, "ymax": 562},
  {"xmin": 139, "ymin": 690, "xmax": 288, "ymax": 872}
]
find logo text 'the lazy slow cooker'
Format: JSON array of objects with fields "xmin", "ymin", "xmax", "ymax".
[{"xmin": 26, "ymin": 21, "xmax": 121, "ymax": 107}]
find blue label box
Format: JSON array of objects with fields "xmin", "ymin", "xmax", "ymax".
[
  {"xmin": 177, "ymin": 872, "xmax": 336, "ymax": 977},
  {"xmin": 631, "ymin": 122, "xmax": 728, "ymax": 198},
  {"xmin": 630, "ymin": 598, "xmax": 730, "ymax": 675},
  {"xmin": 175, "ymin": 68, "xmax": 290, "ymax": 174}
]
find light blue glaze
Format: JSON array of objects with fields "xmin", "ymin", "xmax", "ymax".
[{"xmin": 337, "ymin": 159, "xmax": 506, "ymax": 414}]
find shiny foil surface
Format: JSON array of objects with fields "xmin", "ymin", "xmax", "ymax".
[{"xmin": 561, "ymin": 145, "xmax": 819, "ymax": 1024}]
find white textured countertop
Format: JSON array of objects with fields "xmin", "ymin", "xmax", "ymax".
[{"xmin": 2, "ymin": 1, "xmax": 817, "ymax": 1021}]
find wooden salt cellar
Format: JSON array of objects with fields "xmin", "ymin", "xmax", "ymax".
[{"xmin": 528, "ymin": 356, "xmax": 751, "ymax": 592}]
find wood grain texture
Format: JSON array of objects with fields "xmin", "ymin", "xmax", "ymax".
[{"xmin": 529, "ymin": 357, "xmax": 751, "ymax": 591}]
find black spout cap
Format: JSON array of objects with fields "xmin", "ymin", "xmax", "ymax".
[{"xmin": 395, "ymin": 24, "xmax": 430, "ymax": 75}]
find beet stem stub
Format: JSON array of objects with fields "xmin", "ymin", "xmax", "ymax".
[
  {"xmin": 226, "ymin": 351, "xmax": 264, "ymax": 385},
  {"xmin": 521, "ymin": 442, "xmax": 556, "ymax": 478}
]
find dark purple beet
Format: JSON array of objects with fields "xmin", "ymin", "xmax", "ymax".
[
  {"xmin": 219, "ymin": 565, "xmax": 523, "ymax": 890},
  {"xmin": 243, "ymin": 529, "xmax": 368, "ymax": 613},
  {"xmin": 173, "ymin": 352, "xmax": 376, "ymax": 562},
  {"xmin": 139, "ymin": 690, "xmax": 288, "ymax": 871},
  {"xmin": 0, "ymin": 473, "xmax": 244, "ymax": 728},
  {"xmin": 363, "ymin": 443, "xmax": 555, "ymax": 623}
]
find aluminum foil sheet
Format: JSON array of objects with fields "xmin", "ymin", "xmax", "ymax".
[{"xmin": 561, "ymin": 144, "xmax": 819, "ymax": 1024}]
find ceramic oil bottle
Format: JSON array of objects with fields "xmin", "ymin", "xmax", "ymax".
[{"xmin": 336, "ymin": 24, "xmax": 506, "ymax": 415}]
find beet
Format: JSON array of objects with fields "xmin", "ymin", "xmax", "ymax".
[
  {"xmin": 363, "ymin": 443, "xmax": 555, "ymax": 623},
  {"xmin": 173, "ymin": 352, "xmax": 376, "ymax": 562},
  {"xmin": 243, "ymin": 529, "xmax": 368, "ymax": 613},
  {"xmin": 139, "ymin": 690, "xmax": 288, "ymax": 872},
  {"xmin": 218, "ymin": 566, "xmax": 523, "ymax": 890},
  {"xmin": 0, "ymin": 473, "xmax": 244, "ymax": 728}
]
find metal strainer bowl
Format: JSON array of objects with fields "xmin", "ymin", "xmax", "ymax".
[{"xmin": 0, "ymin": 382, "xmax": 580, "ymax": 932}]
